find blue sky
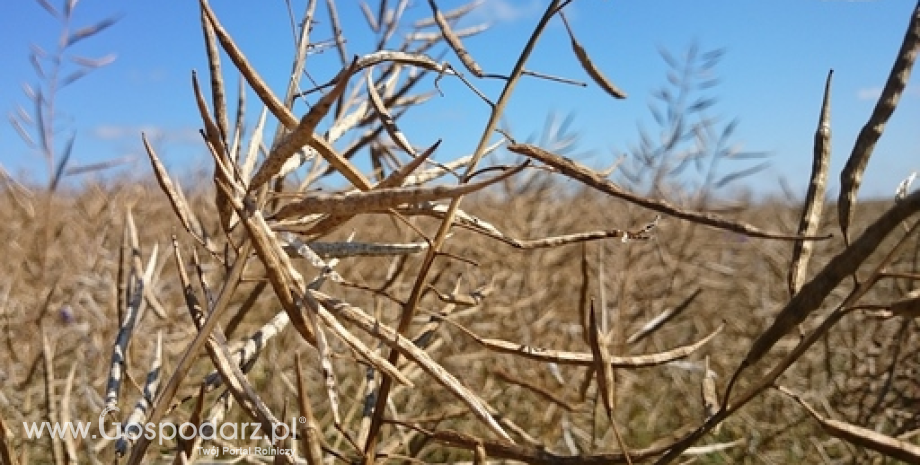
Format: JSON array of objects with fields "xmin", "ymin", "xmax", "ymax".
[{"xmin": 1, "ymin": 0, "xmax": 917, "ymax": 199}]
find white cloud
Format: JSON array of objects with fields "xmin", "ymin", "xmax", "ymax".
[
  {"xmin": 473, "ymin": 0, "xmax": 542, "ymax": 24},
  {"xmin": 857, "ymin": 84, "xmax": 920, "ymax": 101},
  {"xmin": 856, "ymin": 87, "xmax": 882, "ymax": 101},
  {"xmin": 127, "ymin": 68, "xmax": 168, "ymax": 84},
  {"xmin": 91, "ymin": 124, "xmax": 199, "ymax": 144}
]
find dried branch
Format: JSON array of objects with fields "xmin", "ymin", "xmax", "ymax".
[{"xmin": 509, "ymin": 143, "xmax": 831, "ymax": 241}]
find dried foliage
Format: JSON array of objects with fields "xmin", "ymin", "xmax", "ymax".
[
  {"xmin": 2, "ymin": 1, "xmax": 920, "ymax": 464},
  {"xmin": 8, "ymin": 0, "xmax": 123, "ymax": 191}
]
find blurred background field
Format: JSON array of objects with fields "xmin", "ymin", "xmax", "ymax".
[{"xmin": 1, "ymin": 175, "xmax": 918, "ymax": 463}]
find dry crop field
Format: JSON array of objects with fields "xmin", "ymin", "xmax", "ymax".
[{"xmin": 1, "ymin": 1, "xmax": 919, "ymax": 464}]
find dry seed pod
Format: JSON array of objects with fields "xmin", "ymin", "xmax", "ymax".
[
  {"xmin": 838, "ymin": 2, "xmax": 920, "ymax": 242},
  {"xmin": 895, "ymin": 171, "xmax": 917, "ymax": 201},
  {"xmin": 200, "ymin": 0, "xmax": 370, "ymax": 192},
  {"xmin": 587, "ymin": 300, "xmax": 615, "ymax": 420},
  {"xmin": 561, "ymin": 12, "xmax": 626, "ymax": 99},
  {"xmin": 293, "ymin": 354, "xmax": 324, "ymax": 465},
  {"xmin": 701, "ymin": 357, "xmax": 719, "ymax": 419},
  {"xmin": 788, "ymin": 70, "xmax": 833, "ymax": 296},
  {"xmin": 427, "ymin": 0, "xmax": 484, "ymax": 77},
  {"xmin": 249, "ymin": 59, "xmax": 358, "ymax": 192},
  {"xmin": 627, "ymin": 288, "xmax": 701, "ymax": 344},
  {"xmin": 199, "ymin": 6, "xmax": 229, "ymax": 147},
  {"xmin": 272, "ymin": 164, "xmax": 524, "ymax": 220},
  {"xmin": 366, "ymin": 66, "xmax": 417, "ymax": 156},
  {"xmin": 474, "ymin": 442, "xmax": 487, "ymax": 464},
  {"xmin": 414, "ymin": 0, "xmax": 483, "ymax": 28}
]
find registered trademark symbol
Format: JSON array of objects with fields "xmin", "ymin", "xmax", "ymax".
[{"xmin": 298, "ymin": 417, "xmax": 306, "ymax": 424}]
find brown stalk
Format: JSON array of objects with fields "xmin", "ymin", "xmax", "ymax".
[
  {"xmin": 410, "ymin": 23, "xmax": 489, "ymax": 43},
  {"xmin": 492, "ymin": 367, "xmax": 575, "ymax": 412},
  {"xmin": 375, "ymin": 139, "xmax": 442, "ymax": 189},
  {"xmin": 521, "ymin": 68, "xmax": 587, "ymax": 87},
  {"xmin": 373, "ymin": 0, "xmax": 402, "ymax": 49},
  {"xmin": 353, "ymin": 50, "xmax": 458, "ymax": 75},
  {"xmin": 295, "ymin": 353, "xmax": 326, "ymax": 465},
  {"xmin": 0, "ymin": 413, "xmax": 19, "ymax": 465},
  {"xmin": 208, "ymin": 159, "xmax": 375, "ymax": 447},
  {"xmin": 838, "ymin": 2, "xmax": 920, "ymax": 243},
  {"xmin": 200, "ymin": 307, "xmax": 291, "ymax": 392},
  {"xmin": 355, "ymin": 370, "xmax": 378, "ymax": 451},
  {"xmin": 201, "ymin": 330, "xmax": 295, "ymax": 465},
  {"xmin": 309, "ymin": 290, "xmax": 513, "ymax": 442},
  {"xmin": 401, "ymin": 424, "xmax": 687, "ymax": 464},
  {"xmin": 309, "ymin": 295, "xmax": 413, "ymax": 386},
  {"xmin": 273, "ymin": 0, "xmax": 318, "ymax": 139},
  {"xmin": 353, "ymin": 1, "xmax": 376, "ymax": 32},
  {"xmin": 578, "ymin": 244, "xmax": 590, "ymax": 345},
  {"xmin": 777, "ymin": 385, "xmax": 920, "ymax": 462},
  {"xmin": 240, "ymin": 107, "xmax": 268, "ymax": 183},
  {"xmin": 400, "ymin": 202, "xmax": 658, "ymax": 249},
  {"xmin": 39, "ymin": 327, "xmax": 63, "ymax": 465},
  {"xmin": 788, "ymin": 70, "xmax": 833, "ymax": 295},
  {"xmin": 326, "ymin": 0, "xmax": 348, "ymax": 67},
  {"xmin": 426, "ymin": 277, "xmax": 490, "ymax": 308},
  {"xmin": 474, "ymin": 442, "xmax": 488, "ymax": 464},
  {"xmin": 587, "ymin": 301, "xmax": 632, "ymax": 463},
  {"xmin": 172, "ymin": 384, "xmax": 207, "ymax": 464},
  {"xmin": 338, "ymin": 80, "xmax": 452, "ymax": 165},
  {"xmin": 362, "ymin": 4, "xmax": 565, "ymax": 442},
  {"xmin": 339, "ymin": 104, "xmax": 415, "ymax": 163},
  {"xmin": 446, "ymin": 315, "xmax": 723, "ymax": 368},
  {"xmin": 137, "ymin": 234, "xmax": 294, "ymax": 465},
  {"xmin": 411, "ymin": 278, "xmax": 472, "ymax": 349},
  {"xmin": 508, "ymin": 143, "xmax": 832, "ymax": 241},
  {"xmin": 190, "ymin": 70, "xmax": 228, "ymax": 166},
  {"xmin": 126, "ymin": 238, "xmax": 253, "ymax": 464}
]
